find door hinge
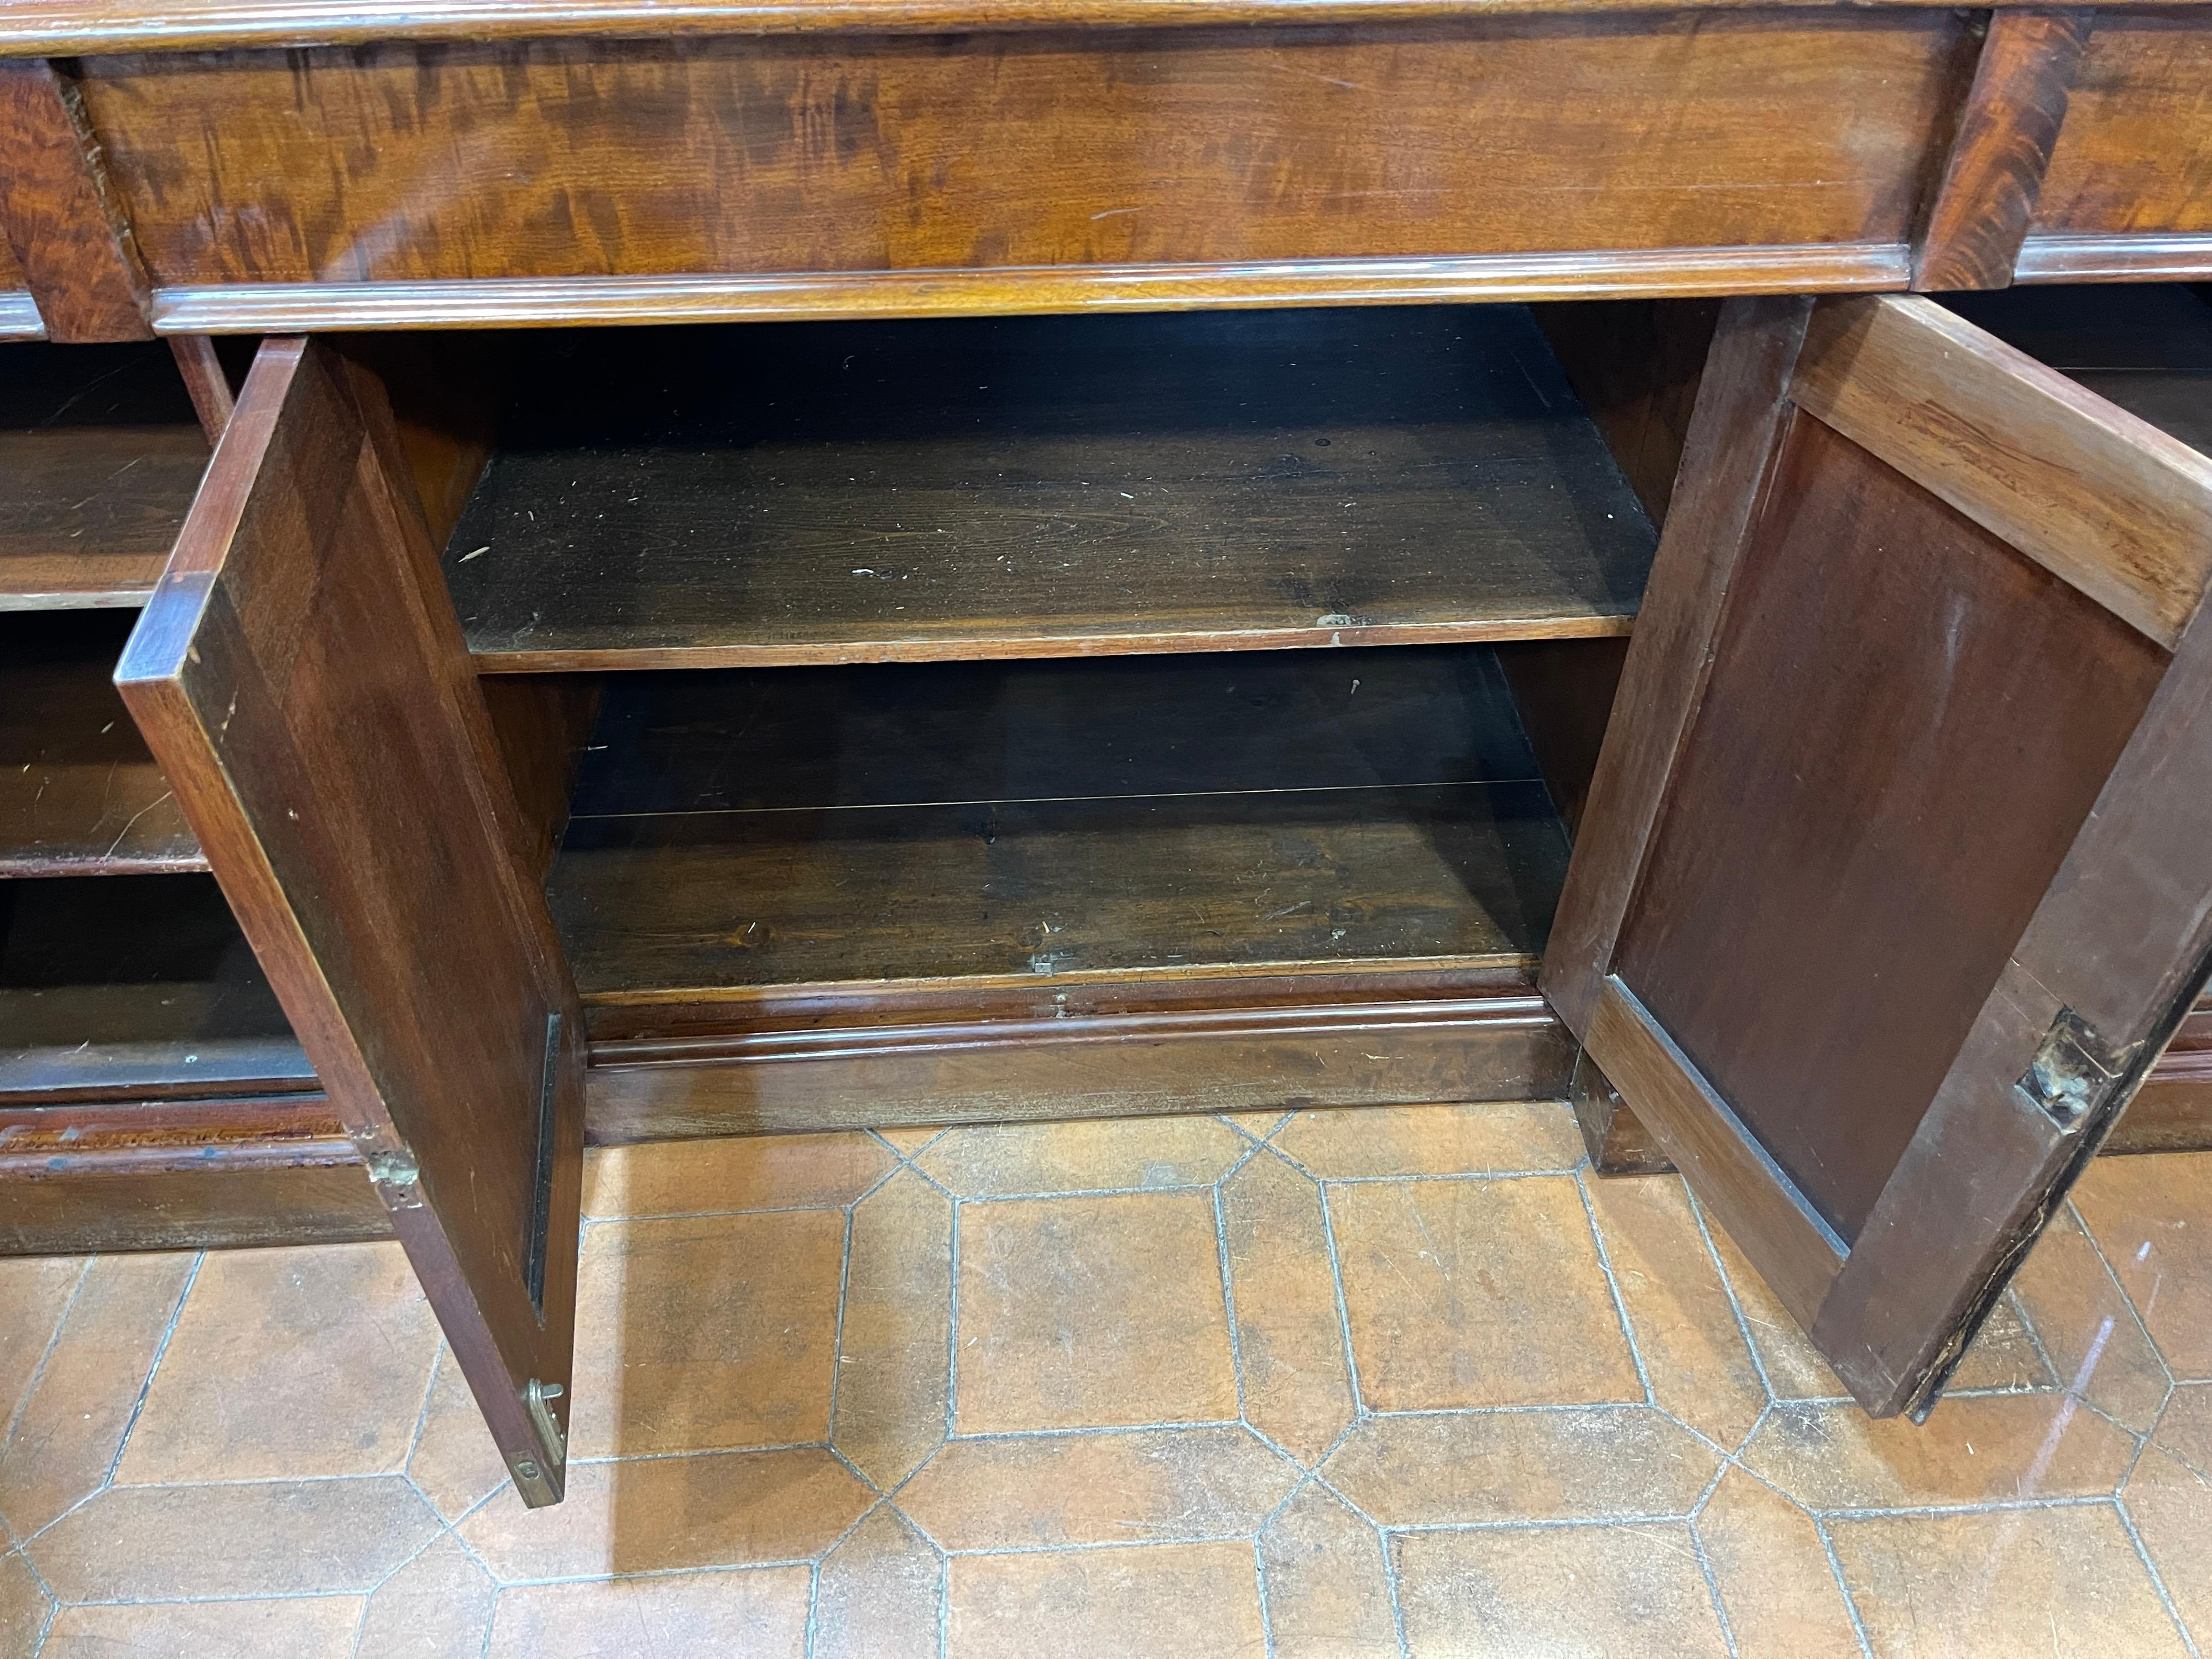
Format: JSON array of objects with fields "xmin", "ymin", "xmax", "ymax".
[
  {"xmin": 2015, "ymin": 1008, "xmax": 2126, "ymax": 1132},
  {"xmin": 508, "ymin": 1378, "xmax": 567, "ymax": 1506}
]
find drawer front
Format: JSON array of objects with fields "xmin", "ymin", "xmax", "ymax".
[
  {"xmin": 2018, "ymin": 8, "xmax": 2212, "ymax": 279},
  {"xmin": 75, "ymin": 13, "xmax": 1969, "ymax": 322}
]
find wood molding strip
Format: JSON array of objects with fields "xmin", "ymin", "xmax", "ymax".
[
  {"xmin": 1538, "ymin": 295, "xmax": 1815, "ymax": 1035},
  {"xmin": 0, "ymin": 290, "xmax": 45, "ymax": 340},
  {"xmin": 147, "ymin": 246, "xmax": 1910, "ymax": 333},
  {"xmin": 1792, "ymin": 294, "xmax": 2212, "ymax": 649},
  {"xmin": 2013, "ymin": 234, "xmax": 2212, "ymax": 282},
  {"xmin": 1911, "ymin": 8, "xmax": 2093, "ymax": 292},
  {"xmin": 168, "ymin": 335, "xmax": 237, "ymax": 443},
  {"xmin": 1584, "ymin": 975, "xmax": 1847, "ymax": 1328},
  {"xmin": 0, "ymin": 61, "xmax": 154, "ymax": 343}
]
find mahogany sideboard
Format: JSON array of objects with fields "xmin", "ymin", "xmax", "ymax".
[{"xmin": 2, "ymin": 0, "xmax": 2208, "ymax": 1505}]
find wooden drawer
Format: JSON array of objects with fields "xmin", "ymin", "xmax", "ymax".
[{"xmin": 1548, "ymin": 281, "xmax": 2212, "ymax": 1417}]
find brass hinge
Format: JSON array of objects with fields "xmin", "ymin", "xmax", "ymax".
[
  {"xmin": 508, "ymin": 1378, "xmax": 567, "ymax": 1506},
  {"xmin": 2015, "ymin": 1008, "xmax": 2126, "ymax": 1132}
]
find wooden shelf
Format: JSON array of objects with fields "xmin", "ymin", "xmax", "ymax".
[
  {"xmin": 0, "ymin": 873, "xmax": 306, "ymax": 1102},
  {"xmin": 444, "ymin": 306, "xmax": 1657, "ymax": 671},
  {"xmin": 0, "ymin": 342, "xmax": 210, "ymax": 612},
  {"xmin": 552, "ymin": 645, "xmax": 1572, "ymax": 1005},
  {"xmin": 0, "ymin": 613, "xmax": 204, "ymax": 877}
]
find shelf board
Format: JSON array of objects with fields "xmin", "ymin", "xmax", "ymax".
[
  {"xmin": 0, "ymin": 342, "xmax": 210, "ymax": 612},
  {"xmin": 445, "ymin": 305, "xmax": 1656, "ymax": 671},
  {"xmin": 0, "ymin": 613, "xmax": 205, "ymax": 877},
  {"xmin": 552, "ymin": 644, "xmax": 1572, "ymax": 1001}
]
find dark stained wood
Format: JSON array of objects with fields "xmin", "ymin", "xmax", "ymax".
[
  {"xmin": 0, "ymin": 60, "xmax": 154, "ymax": 342},
  {"xmin": 441, "ymin": 307, "xmax": 1655, "ymax": 670},
  {"xmin": 80, "ymin": 18, "xmax": 1968, "ymax": 296},
  {"xmin": 1533, "ymin": 300, "xmax": 1724, "ymax": 523},
  {"xmin": 1615, "ymin": 414, "xmax": 2166, "ymax": 1241},
  {"xmin": 0, "ymin": 612, "xmax": 202, "ymax": 875},
  {"xmin": 1568, "ymin": 1047, "xmax": 1673, "ymax": 1175},
  {"xmin": 2025, "ymin": 10, "xmax": 2212, "ymax": 273},
  {"xmin": 0, "ymin": 340, "xmax": 211, "ymax": 609},
  {"xmin": 115, "ymin": 335, "xmax": 587, "ymax": 1507},
  {"xmin": 1912, "ymin": 9, "xmax": 2094, "ymax": 292},
  {"xmin": 0, "ymin": 1095, "xmax": 391, "ymax": 1253},
  {"xmin": 167, "ymin": 333, "xmax": 238, "ymax": 441},
  {"xmin": 1541, "ymin": 295, "xmax": 1814, "ymax": 1035},
  {"xmin": 1494, "ymin": 639, "xmax": 1629, "ymax": 839},
  {"xmin": 2110, "ymin": 998, "xmax": 2212, "ymax": 1153},
  {"xmin": 483, "ymin": 678, "xmax": 601, "ymax": 884}
]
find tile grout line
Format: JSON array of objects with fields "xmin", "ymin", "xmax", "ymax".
[
  {"xmin": 1380, "ymin": 1526, "xmax": 1413, "ymax": 1659},
  {"xmin": 1306, "ymin": 1159, "xmax": 1369, "ymax": 1422},
  {"xmin": 1, "ymin": 1258, "xmax": 92, "ymax": 1458},
  {"xmin": 826, "ymin": 1202, "xmax": 859, "ymax": 1467},
  {"xmin": 1249, "ymin": 1535, "xmax": 1280, "ymax": 1659},
  {"xmin": 93, "ymin": 1251, "xmax": 205, "ymax": 1497},
  {"xmin": 1687, "ymin": 1517, "xmax": 1742, "ymax": 1659},
  {"xmin": 1574, "ymin": 1168, "xmax": 1656, "ymax": 1409},
  {"xmin": 944, "ymin": 1197, "xmax": 963, "ymax": 1442},
  {"xmin": 1213, "ymin": 1177, "xmax": 1255, "ymax": 1431},
  {"xmin": 348, "ymin": 1520, "xmax": 453, "ymax": 1659},
  {"xmin": 1810, "ymin": 1512, "xmax": 1880, "ymax": 1659},
  {"xmin": 2069, "ymin": 1194, "xmax": 2180, "ymax": 1396},
  {"xmin": 2112, "ymin": 1491, "xmax": 2205, "ymax": 1659},
  {"xmin": 1681, "ymin": 1183, "xmax": 1780, "ymax": 1404}
]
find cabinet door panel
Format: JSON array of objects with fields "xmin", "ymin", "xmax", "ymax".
[
  {"xmin": 1546, "ymin": 291, "xmax": 2212, "ymax": 1416},
  {"xmin": 116, "ymin": 336, "xmax": 586, "ymax": 1505}
]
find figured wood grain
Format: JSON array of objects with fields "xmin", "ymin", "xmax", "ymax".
[
  {"xmin": 1585, "ymin": 977, "xmax": 1845, "ymax": 1328},
  {"xmin": 1540, "ymin": 295, "xmax": 1813, "ymax": 1035},
  {"xmin": 1615, "ymin": 415, "xmax": 2165, "ymax": 1241},
  {"xmin": 116, "ymin": 335, "xmax": 587, "ymax": 1505},
  {"xmin": 0, "ymin": 60, "xmax": 154, "ymax": 342},
  {"xmin": 81, "ymin": 18, "xmax": 1966, "ymax": 289},
  {"xmin": 1912, "ymin": 9, "xmax": 2094, "ymax": 291},
  {"xmin": 1792, "ymin": 293, "xmax": 2212, "ymax": 648},
  {"xmin": 2030, "ymin": 10, "xmax": 2212, "ymax": 251},
  {"xmin": 445, "ymin": 307, "xmax": 1654, "ymax": 669},
  {"xmin": 142, "ymin": 246, "xmax": 1917, "ymax": 332},
  {"xmin": 0, "ymin": 613, "xmax": 202, "ymax": 875},
  {"xmin": 0, "ymin": 341, "xmax": 211, "ymax": 610}
]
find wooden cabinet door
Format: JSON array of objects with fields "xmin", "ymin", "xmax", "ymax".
[
  {"xmin": 1545, "ymin": 293, "xmax": 2212, "ymax": 1417},
  {"xmin": 116, "ymin": 337, "xmax": 587, "ymax": 1505}
]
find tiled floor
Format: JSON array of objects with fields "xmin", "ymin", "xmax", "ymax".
[{"xmin": 1, "ymin": 1102, "xmax": 2208, "ymax": 1656}]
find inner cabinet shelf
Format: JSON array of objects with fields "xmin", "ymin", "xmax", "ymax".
[{"xmin": 439, "ymin": 306, "xmax": 1658, "ymax": 670}]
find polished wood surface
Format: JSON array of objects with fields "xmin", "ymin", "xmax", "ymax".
[
  {"xmin": 442, "ymin": 307, "xmax": 1653, "ymax": 670},
  {"xmin": 0, "ymin": 340, "xmax": 210, "ymax": 609},
  {"xmin": 0, "ymin": 612, "xmax": 202, "ymax": 876},
  {"xmin": 0, "ymin": 60, "xmax": 153, "ymax": 342},
  {"xmin": 1912, "ymin": 9, "xmax": 2093, "ymax": 291},
  {"xmin": 79, "ymin": 18, "xmax": 1966, "ymax": 295},
  {"xmin": 117, "ymin": 335, "xmax": 587, "ymax": 1507},
  {"xmin": 1792, "ymin": 294, "xmax": 2212, "ymax": 649}
]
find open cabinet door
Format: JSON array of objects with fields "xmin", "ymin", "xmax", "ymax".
[
  {"xmin": 116, "ymin": 337, "xmax": 587, "ymax": 1505},
  {"xmin": 1545, "ymin": 293, "xmax": 2212, "ymax": 1417}
]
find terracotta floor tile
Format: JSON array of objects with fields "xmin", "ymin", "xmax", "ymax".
[
  {"xmin": 485, "ymin": 1566, "xmax": 812, "ymax": 1658},
  {"xmin": 1741, "ymin": 1393, "xmax": 2140, "ymax": 1511},
  {"xmin": 1223, "ymin": 1109, "xmax": 1295, "ymax": 1141},
  {"xmin": 356, "ymin": 1532, "xmax": 498, "ymax": 1659},
  {"xmin": 1257, "ymin": 1479, "xmax": 1398, "ymax": 1659},
  {"xmin": 1695, "ymin": 1466, "xmax": 1861, "ymax": 1659},
  {"xmin": 114, "ymin": 1244, "xmax": 436, "ymax": 1485},
  {"xmin": 28, "ymin": 1477, "xmax": 437, "ymax": 1600},
  {"xmin": 457, "ymin": 1447, "xmax": 871, "ymax": 1582},
  {"xmin": 816, "ymin": 1503, "xmax": 943, "ymax": 1659},
  {"xmin": 582, "ymin": 1131, "xmax": 893, "ymax": 1219},
  {"xmin": 900, "ymin": 1425, "xmax": 1296, "ymax": 1551},
  {"xmin": 1709, "ymin": 1223, "xmax": 2050, "ymax": 1398},
  {"xmin": 833, "ymin": 1167, "xmax": 953, "ymax": 1490},
  {"xmin": 1582, "ymin": 1173, "xmax": 1766, "ymax": 1449},
  {"xmin": 1330, "ymin": 1175, "xmax": 1642, "ymax": 1410},
  {"xmin": 570, "ymin": 1208, "xmax": 843, "ymax": 1458},
  {"xmin": 954, "ymin": 1191, "xmax": 1237, "ymax": 1434},
  {"xmin": 948, "ymin": 1540, "xmax": 1267, "ymax": 1659},
  {"xmin": 408, "ymin": 1343, "xmax": 513, "ymax": 1521},
  {"xmin": 2122, "ymin": 1383, "xmax": 2212, "ymax": 1643},
  {"xmin": 40, "ymin": 1595, "xmax": 365, "ymax": 1657},
  {"xmin": 1829, "ymin": 1504, "xmax": 2189, "ymax": 1657},
  {"xmin": 1220, "ymin": 1150, "xmax": 1357, "ymax": 1464},
  {"xmin": 0, "ymin": 1257, "xmax": 85, "ymax": 1433},
  {"xmin": 1274, "ymin": 1101, "xmax": 1584, "ymax": 1178},
  {"xmin": 1323, "ymin": 1407, "xmax": 1721, "ymax": 1525},
  {"xmin": 0, "ymin": 1549, "xmax": 51, "ymax": 1657},
  {"xmin": 876, "ymin": 1127, "xmax": 947, "ymax": 1158},
  {"xmin": 2013, "ymin": 1203, "xmax": 2172, "ymax": 1434},
  {"xmin": 0, "ymin": 1253, "xmax": 194, "ymax": 1537},
  {"xmin": 917, "ymin": 1115, "xmax": 1248, "ymax": 1197},
  {"xmin": 1395, "ymin": 1522, "xmax": 1731, "ymax": 1658},
  {"xmin": 2073, "ymin": 1153, "xmax": 2212, "ymax": 1378}
]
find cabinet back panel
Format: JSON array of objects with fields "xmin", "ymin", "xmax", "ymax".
[{"xmin": 1614, "ymin": 415, "xmax": 2165, "ymax": 1241}]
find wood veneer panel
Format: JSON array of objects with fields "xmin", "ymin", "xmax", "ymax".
[
  {"xmin": 80, "ymin": 17, "xmax": 1966, "ymax": 289},
  {"xmin": 444, "ymin": 307, "xmax": 1655, "ymax": 669},
  {"xmin": 0, "ymin": 61, "xmax": 154, "ymax": 342},
  {"xmin": 0, "ymin": 613, "xmax": 202, "ymax": 876},
  {"xmin": 1613, "ymin": 415, "xmax": 2166, "ymax": 1241},
  {"xmin": 0, "ymin": 341, "xmax": 210, "ymax": 609},
  {"xmin": 2029, "ymin": 11, "xmax": 2212, "ymax": 245}
]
